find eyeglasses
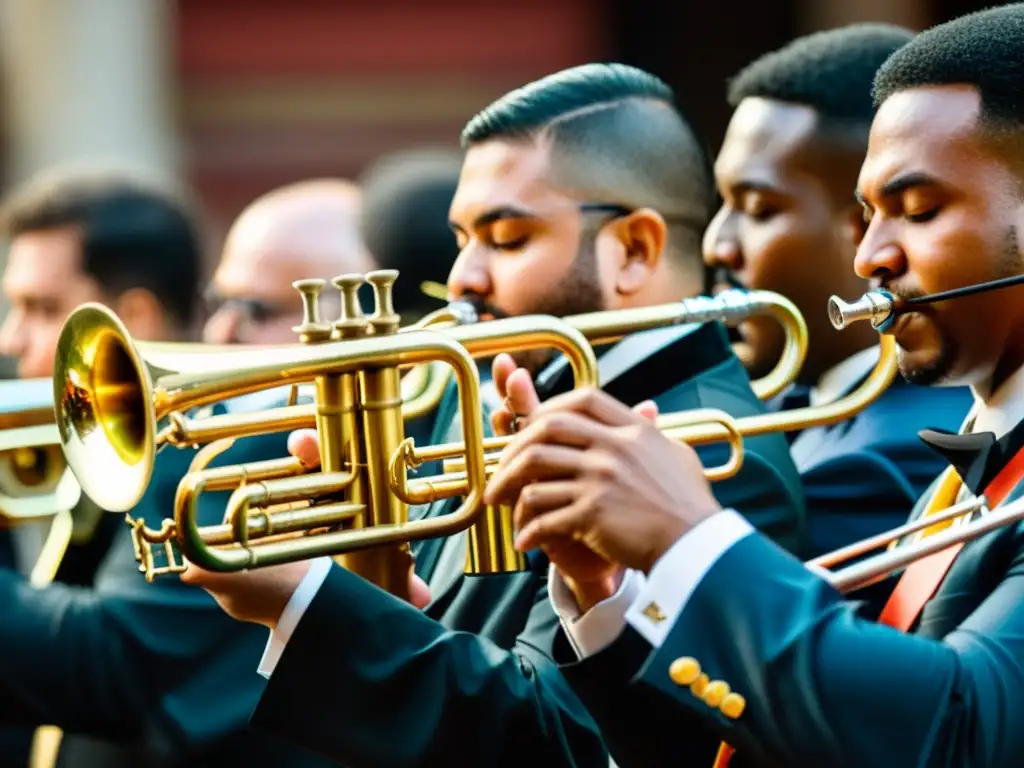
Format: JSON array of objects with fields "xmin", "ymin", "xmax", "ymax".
[{"xmin": 202, "ymin": 287, "xmax": 292, "ymax": 325}]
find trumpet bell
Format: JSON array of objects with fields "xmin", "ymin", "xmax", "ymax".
[{"xmin": 54, "ymin": 303, "xmax": 156, "ymax": 513}]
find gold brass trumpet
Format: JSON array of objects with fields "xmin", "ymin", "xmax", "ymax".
[
  {"xmin": 51, "ymin": 270, "xmax": 765, "ymax": 593},
  {"xmin": 0, "ymin": 378, "xmax": 80, "ymax": 524},
  {"xmin": 152, "ymin": 287, "xmax": 798, "ymax": 575},
  {"xmin": 55, "ymin": 271, "xmax": 604, "ymax": 597}
]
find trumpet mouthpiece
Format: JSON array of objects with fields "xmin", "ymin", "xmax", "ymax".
[{"xmin": 827, "ymin": 290, "xmax": 896, "ymax": 332}]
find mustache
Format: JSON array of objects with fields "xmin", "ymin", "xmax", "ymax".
[
  {"xmin": 457, "ymin": 295, "xmax": 510, "ymax": 320},
  {"xmin": 876, "ymin": 281, "xmax": 926, "ymax": 306}
]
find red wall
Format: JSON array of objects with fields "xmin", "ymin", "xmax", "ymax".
[{"xmin": 175, "ymin": 0, "xmax": 610, "ymax": 239}]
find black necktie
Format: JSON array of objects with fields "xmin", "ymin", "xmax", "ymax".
[{"xmin": 918, "ymin": 428, "xmax": 1004, "ymax": 496}]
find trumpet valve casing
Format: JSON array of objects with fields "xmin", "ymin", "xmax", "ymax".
[{"xmin": 464, "ymin": 502, "xmax": 528, "ymax": 576}]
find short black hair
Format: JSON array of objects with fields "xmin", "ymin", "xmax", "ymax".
[
  {"xmin": 0, "ymin": 168, "xmax": 202, "ymax": 324},
  {"xmin": 357, "ymin": 149, "xmax": 462, "ymax": 322},
  {"xmin": 729, "ymin": 23, "xmax": 915, "ymax": 129},
  {"xmin": 873, "ymin": 4, "xmax": 1024, "ymax": 130},
  {"xmin": 461, "ymin": 63, "xmax": 714, "ymax": 272}
]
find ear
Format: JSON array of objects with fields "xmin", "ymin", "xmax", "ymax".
[
  {"xmin": 606, "ymin": 207, "xmax": 668, "ymax": 297},
  {"xmin": 114, "ymin": 287, "xmax": 167, "ymax": 340}
]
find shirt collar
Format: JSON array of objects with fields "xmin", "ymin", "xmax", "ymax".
[
  {"xmin": 969, "ymin": 362, "xmax": 1024, "ymax": 437},
  {"xmin": 810, "ymin": 345, "xmax": 882, "ymax": 407}
]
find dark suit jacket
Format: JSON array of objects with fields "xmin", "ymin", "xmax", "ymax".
[
  {"xmin": 791, "ymin": 373, "xmax": 972, "ymax": 557},
  {"xmin": 250, "ymin": 321, "xmax": 807, "ymax": 767},
  {"xmin": 0, "ymin": 425, "xmax": 334, "ymax": 768},
  {"xmin": 559, "ymin": 433, "xmax": 1024, "ymax": 767}
]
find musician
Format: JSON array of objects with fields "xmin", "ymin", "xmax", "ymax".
[
  {"xmin": 184, "ymin": 63, "xmax": 806, "ymax": 767},
  {"xmin": 203, "ymin": 178, "xmax": 372, "ymax": 346},
  {"xmin": 703, "ymin": 25, "xmax": 973, "ymax": 556},
  {"xmin": 0, "ymin": 169, "xmax": 331, "ymax": 768},
  {"xmin": 487, "ymin": 6, "xmax": 1024, "ymax": 765}
]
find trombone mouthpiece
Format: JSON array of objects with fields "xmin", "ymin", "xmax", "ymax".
[{"xmin": 827, "ymin": 290, "xmax": 896, "ymax": 332}]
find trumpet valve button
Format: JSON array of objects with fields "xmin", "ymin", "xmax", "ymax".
[
  {"xmin": 366, "ymin": 269, "xmax": 401, "ymax": 335},
  {"xmin": 331, "ymin": 273, "xmax": 370, "ymax": 338},
  {"xmin": 292, "ymin": 279, "xmax": 333, "ymax": 343}
]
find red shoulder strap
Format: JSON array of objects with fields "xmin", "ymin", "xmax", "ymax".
[{"xmin": 877, "ymin": 445, "xmax": 1024, "ymax": 630}]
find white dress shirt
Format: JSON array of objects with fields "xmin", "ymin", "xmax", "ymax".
[{"xmin": 552, "ymin": 351, "xmax": 1024, "ymax": 659}]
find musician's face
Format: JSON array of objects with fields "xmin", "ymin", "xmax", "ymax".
[
  {"xmin": 447, "ymin": 138, "xmax": 618, "ymax": 372},
  {"xmin": 0, "ymin": 229, "xmax": 104, "ymax": 379},
  {"xmin": 856, "ymin": 85, "xmax": 1024, "ymax": 389},
  {"xmin": 705, "ymin": 98, "xmax": 867, "ymax": 378}
]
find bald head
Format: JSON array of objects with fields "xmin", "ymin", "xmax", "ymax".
[{"xmin": 205, "ymin": 179, "xmax": 375, "ymax": 344}]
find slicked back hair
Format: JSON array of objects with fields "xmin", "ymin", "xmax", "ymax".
[
  {"xmin": 729, "ymin": 23, "xmax": 915, "ymax": 143},
  {"xmin": 461, "ymin": 63, "xmax": 715, "ymax": 274}
]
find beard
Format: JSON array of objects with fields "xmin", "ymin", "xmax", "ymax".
[
  {"xmin": 469, "ymin": 238, "xmax": 606, "ymax": 379},
  {"xmin": 898, "ymin": 225, "xmax": 1023, "ymax": 386}
]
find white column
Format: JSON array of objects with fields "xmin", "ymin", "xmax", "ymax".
[{"xmin": 0, "ymin": 0, "xmax": 181, "ymax": 187}]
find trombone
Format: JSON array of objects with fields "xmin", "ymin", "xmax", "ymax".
[{"xmin": 415, "ymin": 280, "xmax": 804, "ymax": 402}]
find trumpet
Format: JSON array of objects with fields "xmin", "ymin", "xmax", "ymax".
[
  {"xmin": 56, "ymin": 271, "xmax": 605, "ymax": 597},
  {"xmin": 52, "ymin": 269, "xmax": 781, "ymax": 592},
  {"xmin": 0, "ymin": 378, "xmax": 80, "ymax": 524}
]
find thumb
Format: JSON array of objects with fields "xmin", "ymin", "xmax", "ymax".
[
  {"xmin": 633, "ymin": 399, "xmax": 659, "ymax": 423},
  {"xmin": 287, "ymin": 429, "xmax": 322, "ymax": 469},
  {"xmin": 409, "ymin": 572, "xmax": 431, "ymax": 609},
  {"xmin": 506, "ymin": 368, "xmax": 541, "ymax": 419}
]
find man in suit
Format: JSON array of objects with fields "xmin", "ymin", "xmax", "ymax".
[
  {"xmin": 703, "ymin": 24, "xmax": 973, "ymax": 556},
  {"xmin": 183, "ymin": 63, "xmax": 806, "ymax": 767},
  {"xmin": 0, "ymin": 168, "xmax": 331, "ymax": 767},
  {"xmin": 486, "ymin": 7, "xmax": 1024, "ymax": 765}
]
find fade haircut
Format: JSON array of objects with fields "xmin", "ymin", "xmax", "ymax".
[
  {"xmin": 729, "ymin": 23, "xmax": 914, "ymax": 141},
  {"xmin": 460, "ymin": 63, "xmax": 714, "ymax": 274},
  {"xmin": 873, "ymin": 4, "xmax": 1024, "ymax": 144},
  {"xmin": 0, "ymin": 167, "xmax": 203, "ymax": 324}
]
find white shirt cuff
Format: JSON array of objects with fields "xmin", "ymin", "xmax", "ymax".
[
  {"xmin": 548, "ymin": 566, "xmax": 645, "ymax": 659},
  {"xmin": 258, "ymin": 556, "xmax": 333, "ymax": 679},
  {"xmin": 625, "ymin": 510, "xmax": 752, "ymax": 649}
]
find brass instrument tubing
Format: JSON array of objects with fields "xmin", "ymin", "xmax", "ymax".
[
  {"xmin": 825, "ymin": 495, "xmax": 1019, "ymax": 594},
  {"xmin": 807, "ymin": 495, "xmax": 985, "ymax": 570}
]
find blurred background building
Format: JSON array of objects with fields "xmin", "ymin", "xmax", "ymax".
[{"xmin": 0, "ymin": 0, "xmax": 999, "ymax": 318}]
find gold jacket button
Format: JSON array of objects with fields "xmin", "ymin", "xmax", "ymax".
[
  {"xmin": 702, "ymin": 680, "xmax": 730, "ymax": 708},
  {"xmin": 720, "ymin": 692, "xmax": 746, "ymax": 719},
  {"xmin": 690, "ymin": 673, "xmax": 710, "ymax": 697},
  {"xmin": 669, "ymin": 657, "xmax": 701, "ymax": 686}
]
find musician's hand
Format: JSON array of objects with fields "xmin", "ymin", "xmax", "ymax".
[
  {"xmin": 181, "ymin": 558, "xmax": 432, "ymax": 628},
  {"xmin": 490, "ymin": 353, "xmax": 541, "ymax": 436},
  {"xmin": 485, "ymin": 388, "xmax": 722, "ymax": 577}
]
